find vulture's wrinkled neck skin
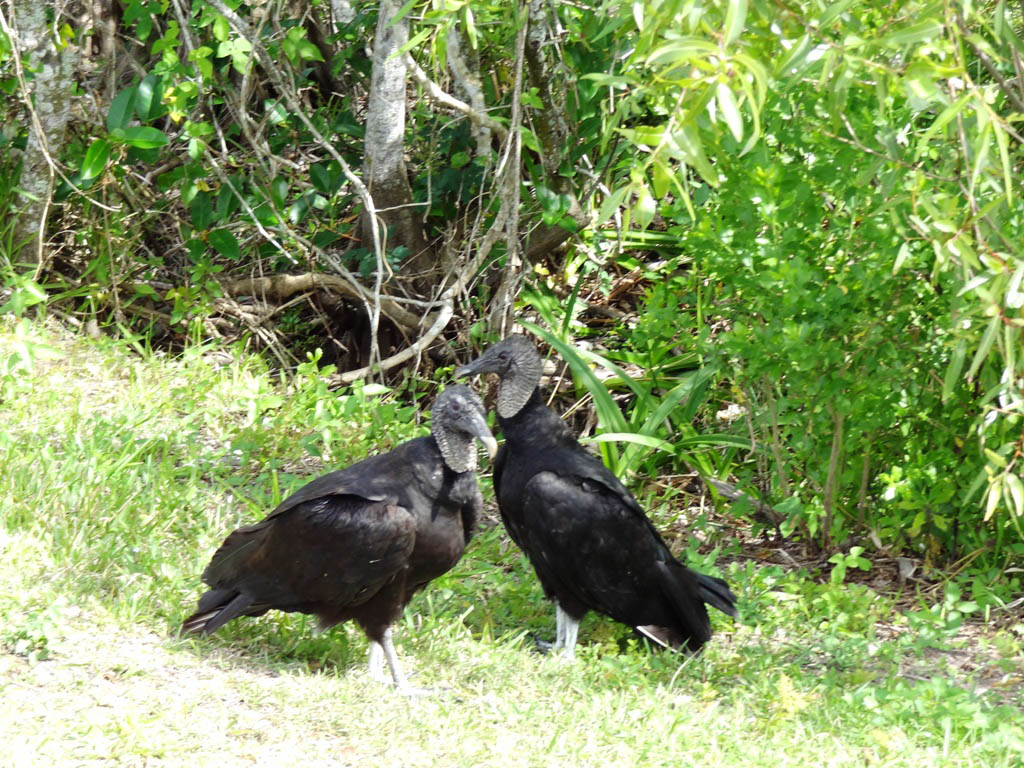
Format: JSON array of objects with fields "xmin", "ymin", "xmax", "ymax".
[
  {"xmin": 496, "ymin": 346, "xmax": 543, "ymax": 419},
  {"xmin": 433, "ymin": 427, "xmax": 476, "ymax": 474},
  {"xmin": 429, "ymin": 384, "xmax": 495, "ymax": 474}
]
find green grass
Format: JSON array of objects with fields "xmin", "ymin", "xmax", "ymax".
[{"xmin": 1, "ymin": 317, "xmax": 1022, "ymax": 767}]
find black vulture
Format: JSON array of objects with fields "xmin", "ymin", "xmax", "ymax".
[
  {"xmin": 181, "ymin": 384, "xmax": 497, "ymax": 693},
  {"xmin": 457, "ymin": 335, "xmax": 736, "ymax": 657}
]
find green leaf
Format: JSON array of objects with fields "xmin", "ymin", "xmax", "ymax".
[
  {"xmin": 190, "ymin": 191, "xmax": 213, "ymax": 230},
  {"xmin": 776, "ymin": 34, "xmax": 815, "ymax": 78},
  {"xmin": 0, "ymin": 279, "xmax": 48, "ymax": 315},
  {"xmin": 892, "ymin": 241, "xmax": 911, "ymax": 274},
  {"xmin": 107, "ymin": 87, "xmax": 137, "ymax": 132},
  {"xmin": 189, "ymin": 46, "xmax": 214, "ymax": 81},
  {"xmin": 716, "ymin": 82, "xmax": 743, "ymax": 143},
  {"xmin": 633, "ymin": 186, "xmax": 656, "ymax": 229},
  {"xmin": 309, "ymin": 163, "xmax": 333, "ymax": 195},
  {"xmin": 966, "ymin": 314, "xmax": 1000, "ymax": 381},
  {"xmin": 1005, "ymin": 473, "xmax": 1024, "ymax": 519},
  {"xmin": 392, "ymin": 27, "xmax": 430, "ymax": 59},
  {"xmin": 674, "ymin": 434, "xmax": 754, "ymax": 450},
  {"xmin": 580, "ymin": 73, "xmax": 634, "ymax": 87},
  {"xmin": 583, "ymin": 433, "xmax": 675, "ymax": 453},
  {"xmin": 651, "ymin": 159, "xmax": 673, "ymax": 199},
  {"xmin": 596, "ymin": 186, "xmax": 629, "ymax": 226},
  {"xmin": 915, "ymin": 92, "xmax": 971, "ymax": 155},
  {"xmin": 942, "ymin": 340, "xmax": 968, "ymax": 402},
  {"xmin": 135, "ymin": 73, "xmax": 166, "ymax": 122},
  {"xmin": 208, "ymin": 228, "xmax": 240, "ymax": 261},
  {"xmin": 879, "ymin": 19, "xmax": 943, "ymax": 47},
  {"xmin": 298, "ymin": 41, "xmax": 324, "ymax": 62},
  {"xmin": 212, "ymin": 14, "xmax": 230, "ymax": 42},
  {"xmin": 819, "ymin": 0, "xmax": 858, "ymax": 27},
  {"xmin": 80, "ymin": 139, "xmax": 111, "ymax": 181},
  {"xmin": 994, "ymin": 122, "xmax": 1012, "ymax": 204},
  {"xmin": 645, "ymin": 38, "xmax": 717, "ymax": 68},
  {"xmin": 985, "ymin": 477, "xmax": 1002, "ymax": 522},
  {"xmin": 984, "ymin": 448, "xmax": 1008, "ymax": 469},
  {"xmin": 723, "ymin": 0, "xmax": 748, "ymax": 47},
  {"xmin": 282, "ymin": 37, "xmax": 298, "ymax": 63},
  {"xmin": 270, "ymin": 177, "xmax": 289, "ymax": 209},
  {"xmin": 388, "ymin": 0, "xmax": 419, "ymax": 28},
  {"xmin": 669, "ymin": 125, "xmax": 718, "ymax": 186},
  {"xmin": 115, "ymin": 126, "xmax": 170, "ymax": 148}
]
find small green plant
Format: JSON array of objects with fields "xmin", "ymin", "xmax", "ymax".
[
  {"xmin": 827, "ymin": 546, "xmax": 872, "ymax": 585},
  {"xmin": 906, "ymin": 581, "xmax": 982, "ymax": 644},
  {"xmin": 1, "ymin": 599, "xmax": 64, "ymax": 662}
]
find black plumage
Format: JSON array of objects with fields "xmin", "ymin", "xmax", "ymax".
[
  {"xmin": 457, "ymin": 335, "xmax": 736, "ymax": 657},
  {"xmin": 181, "ymin": 384, "xmax": 497, "ymax": 692}
]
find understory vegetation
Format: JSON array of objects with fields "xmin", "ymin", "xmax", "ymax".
[
  {"xmin": 2, "ymin": 0, "xmax": 1024, "ymax": 572},
  {"xmin": 2, "ymin": 0, "xmax": 1024, "ymax": 760},
  {"xmin": 1, "ymin": 321, "xmax": 1022, "ymax": 765}
]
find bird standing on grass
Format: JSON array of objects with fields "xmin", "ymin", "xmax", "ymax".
[
  {"xmin": 457, "ymin": 335, "xmax": 736, "ymax": 658},
  {"xmin": 181, "ymin": 384, "xmax": 498, "ymax": 694}
]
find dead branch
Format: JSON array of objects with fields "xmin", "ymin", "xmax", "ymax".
[
  {"xmin": 216, "ymin": 273, "xmax": 422, "ymax": 330},
  {"xmin": 405, "ymin": 54, "xmax": 509, "ymax": 144},
  {"xmin": 330, "ymin": 288, "xmax": 455, "ymax": 384}
]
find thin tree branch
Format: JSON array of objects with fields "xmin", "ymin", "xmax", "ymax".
[
  {"xmin": 405, "ymin": 54, "xmax": 509, "ymax": 143},
  {"xmin": 954, "ymin": 11, "xmax": 1024, "ymax": 119}
]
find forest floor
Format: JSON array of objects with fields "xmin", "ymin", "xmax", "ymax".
[
  {"xmin": 2, "ymin": 319, "xmax": 1023, "ymax": 767},
  {"xmin": 2, "ymin": 587, "xmax": 1022, "ymax": 768}
]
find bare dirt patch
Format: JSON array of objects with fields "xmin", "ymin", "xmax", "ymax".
[{"xmin": 1, "ymin": 621, "xmax": 380, "ymax": 768}]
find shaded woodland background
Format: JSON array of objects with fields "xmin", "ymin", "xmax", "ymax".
[{"xmin": 1, "ymin": 0, "xmax": 1023, "ymax": 593}]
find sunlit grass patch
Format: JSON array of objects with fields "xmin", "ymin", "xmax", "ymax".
[{"xmin": 1, "ymin": 318, "xmax": 1022, "ymax": 767}]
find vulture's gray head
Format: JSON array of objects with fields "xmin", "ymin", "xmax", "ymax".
[
  {"xmin": 455, "ymin": 335, "xmax": 542, "ymax": 419},
  {"xmin": 430, "ymin": 384, "xmax": 498, "ymax": 473}
]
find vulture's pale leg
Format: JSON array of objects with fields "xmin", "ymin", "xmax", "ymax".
[
  {"xmin": 367, "ymin": 640, "xmax": 387, "ymax": 683},
  {"xmin": 553, "ymin": 602, "xmax": 567, "ymax": 650},
  {"xmin": 552, "ymin": 603, "xmax": 578, "ymax": 659},
  {"xmin": 380, "ymin": 628, "xmax": 429, "ymax": 696},
  {"xmin": 561, "ymin": 610, "xmax": 580, "ymax": 660}
]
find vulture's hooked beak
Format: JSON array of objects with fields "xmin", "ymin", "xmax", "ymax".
[
  {"xmin": 480, "ymin": 434, "xmax": 499, "ymax": 460},
  {"xmin": 455, "ymin": 354, "xmax": 495, "ymax": 379}
]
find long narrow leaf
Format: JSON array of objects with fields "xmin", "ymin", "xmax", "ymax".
[
  {"xmin": 966, "ymin": 314, "xmax": 1000, "ymax": 381},
  {"xmin": 722, "ymin": 0, "xmax": 748, "ymax": 47},
  {"xmin": 521, "ymin": 321, "xmax": 629, "ymax": 435},
  {"xmin": 583, "ymin": 432, "xmax": 675, "ymax": 453},
  {"xmin": 573, "ymin": 346, "xmax": 651, "ymax": 405},
  {"xmin": 674, "ymin": 434, "xmax": 754, "ymax": 450},
  {"xmin": 942, "ymin": 340, "xmax": 968, "ymax": 402},
  {"xmin": 618, "ymin": 369, "xmax": 717, "ymax": 474}
]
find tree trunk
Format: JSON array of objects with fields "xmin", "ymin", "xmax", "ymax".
[
  {"xmin": 7, "ymin": 0, "xmax": 77, "ymax": 269},
  {"xmin": 520, "ymin": 0, "xmax": 586, "ymax": 263},
  {"xmin": 362, "ymin": 0, "xmax": 432, "ymax": 278}
]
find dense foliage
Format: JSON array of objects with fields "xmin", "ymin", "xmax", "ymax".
[{"xmin": 1, "ymin": 0, "xmax": 1022, "ymax": 579}]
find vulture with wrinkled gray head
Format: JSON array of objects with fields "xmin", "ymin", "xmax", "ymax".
[
  {"xmin": 457, "ymin": 335, "xmax": 736, "ymax": 657},
  {"xmin": 181, "ymin": 384, "xmax": 498, "ymax": 693}
]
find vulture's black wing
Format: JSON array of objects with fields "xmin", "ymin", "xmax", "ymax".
[
  {"xmin": 184, "ymin": 494, "xmax": 416, "ymax": 635},
  {"xmin": 515, "ymin": 444, "xmax": 727, "ymax": 650}
]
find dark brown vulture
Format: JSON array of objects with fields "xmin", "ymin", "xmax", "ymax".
[{"xmin": 182, "ymin": 384, "xmax": 497, "ymax": 692}]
